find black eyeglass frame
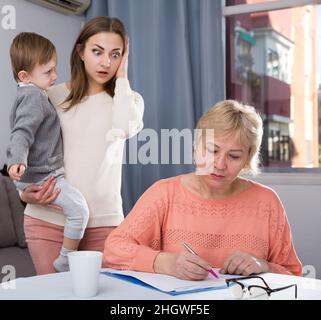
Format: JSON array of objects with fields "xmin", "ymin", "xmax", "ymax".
[{"xmin": 225, "ymin": 275, "xmax": 298, "ymax": 299}]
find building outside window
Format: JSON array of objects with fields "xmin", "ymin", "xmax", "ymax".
[
  {"xmin": 267, "ymin": 49, "xmax": 280, "ymax": 79},
  {"xmin": 225, "ymin": 0, "xmax": 320, "ymax": 169}
]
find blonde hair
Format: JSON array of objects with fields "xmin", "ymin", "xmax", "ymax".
[
  {"xmin": 10, "ymin": 32, "xmax": 56, "ymax": 82},
  {"xmin": 195, "ymin": 100, "xmax": 263, "ymax": 174}
]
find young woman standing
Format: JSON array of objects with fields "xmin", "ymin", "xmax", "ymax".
[{"xmin": 20, "ymin": 16, "xmax": 144, "ymax": 275}]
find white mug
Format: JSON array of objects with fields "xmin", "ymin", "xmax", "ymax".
[{"xmin": 68, "ymin": 251, "xmax": 102, "ymax": 298}]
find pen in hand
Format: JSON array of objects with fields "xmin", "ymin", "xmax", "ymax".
[{"xmin": 182, "ymin": 241, "xmax": 220, "ymax": 279}]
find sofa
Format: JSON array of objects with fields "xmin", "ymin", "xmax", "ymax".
[{"xmin": 0, "ymin": 173, "xmax": 36, "ymax": 278}]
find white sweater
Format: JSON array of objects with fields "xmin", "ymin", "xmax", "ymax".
[{"xmin": 24, "ymin": 78, "xmax": 144, "ymax": 227}]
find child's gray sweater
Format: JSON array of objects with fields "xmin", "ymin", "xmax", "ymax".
[{"xmin": 6, "ymin": 85, "xmax": 63, "ymax": 183}]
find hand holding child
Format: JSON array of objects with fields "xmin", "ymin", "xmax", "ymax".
[{"xmin": 8, "ymin": 164, "xmax": 26, "ymax": 181}]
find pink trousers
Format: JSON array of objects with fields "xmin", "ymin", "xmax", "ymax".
[{"xmin": 24, "ymin": 215, "xmax": 115, "ymax": 275}]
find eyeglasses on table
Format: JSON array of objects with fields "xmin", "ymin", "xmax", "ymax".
[{"xmin": 225, "ymin": 275, "xmax": 297, "ymax": 300}]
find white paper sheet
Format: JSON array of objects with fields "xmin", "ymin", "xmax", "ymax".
[{"xmin": 104, "ymin": 268, "xmax": 236, "ymax": 293}]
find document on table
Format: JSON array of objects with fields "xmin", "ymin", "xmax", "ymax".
[{"xmin": 102, "ymin": 268, "xmax": 236, "ymax": 295}]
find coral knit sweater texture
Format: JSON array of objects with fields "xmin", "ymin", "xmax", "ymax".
[{"xmin": 104, "ymin": 176, "xmax": 302, "ymax": 276}]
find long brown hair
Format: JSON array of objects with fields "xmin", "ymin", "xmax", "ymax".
[{"xmin": 64, "ymin": 16, "xmax": 127, "ymax": 110}]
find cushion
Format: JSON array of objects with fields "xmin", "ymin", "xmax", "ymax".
[
  {"xmin": 0, "ymin": 175, "xmax": 17, "ymax": 247},
  {"xmin": 3, "ymin": 175, "xmax": 27, "ymax": 248},
  {"xmin": 0, "ymin": 246, "xmax": 36, "ymax": 278}
]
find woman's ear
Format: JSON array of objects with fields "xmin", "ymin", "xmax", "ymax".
[{"xmin": 17, "ymin": 70, "xmax": 30, "ymax": 83}]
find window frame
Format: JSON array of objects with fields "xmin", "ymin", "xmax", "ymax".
[{"xmin": 222, "ymin": 0, "xmax": 321, "ymax": 178}]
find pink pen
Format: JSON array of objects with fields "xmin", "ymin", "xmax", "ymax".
[{"xmin": 182, "ymin": 241, "xmax": 220, "ymax": 279}]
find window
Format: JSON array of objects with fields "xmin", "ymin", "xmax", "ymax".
[
  {"xmin": 267, "ymin": 49, "xmax": 279, "ymax": 79},
  {"xmin": 268, "ymin": 129, "xmax": 291, "ymax": 163},
  {"xmin": 225, "ymin": 0, "xmax": 320, "ymax": 169},
  {"xmin": 234, "ymin": 23, "xmax": 256, "ymax": 81}
]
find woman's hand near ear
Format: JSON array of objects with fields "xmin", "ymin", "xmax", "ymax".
[{"xmin": 116, "ymin": 37, "xmax": 129, "ymax": 79}]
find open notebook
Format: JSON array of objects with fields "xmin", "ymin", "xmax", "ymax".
[{"xmin": 102, "ymin": 268, "xmax": 235, "ymax": 296}]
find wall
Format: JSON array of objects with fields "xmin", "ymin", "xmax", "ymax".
[
  {"xmin": 0, "ymin": 0, "xmax": 84, "ymax": 167},
  {"xmin": 251, "ymin": 173, "xmax": 321, "ymax": 279}
]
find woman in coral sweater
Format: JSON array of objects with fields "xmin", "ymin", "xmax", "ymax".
[{"xmin": 103, "ymin": 100, "xmax": 302, "ymax": 280}]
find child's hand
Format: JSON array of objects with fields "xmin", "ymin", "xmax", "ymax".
[
  {"xmin": 8, "ymin": 164, "xmax": 26, "ymax": 181},
  {"xmin": 116, "ymin": 37, "xmax": 129, "ymax": 79}
]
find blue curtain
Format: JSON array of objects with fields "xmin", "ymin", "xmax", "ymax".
[{"xmin": 86, "ymin": 0, "xmax": 224, "ymax": 215}]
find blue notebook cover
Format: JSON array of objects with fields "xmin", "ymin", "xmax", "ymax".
[{"xmin": 102, "ymin": 271, "xmax": 228, "ymax": 296}]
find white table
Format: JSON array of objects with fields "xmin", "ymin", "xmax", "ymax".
[{"xmin": 0, "ymin": 269, "xmax": 320, "ymax": 300}]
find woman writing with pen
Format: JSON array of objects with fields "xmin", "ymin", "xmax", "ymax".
[{"xmin": 103, "ymin": 100, "xmax": 302, "ymax": 280}]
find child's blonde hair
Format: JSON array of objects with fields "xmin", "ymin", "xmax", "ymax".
[
  {"xmin": 10, "ymin": 32, "xmax": 56, "ymax": 82},
  {"xmin": 195, "ymin": 100, "xmax": 263, "ymax": 174}
]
